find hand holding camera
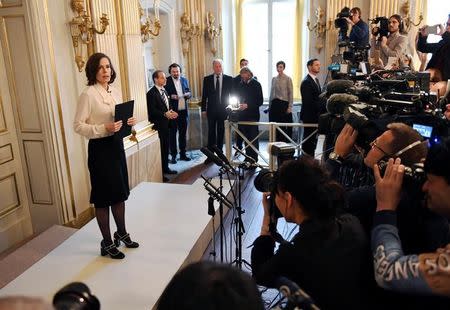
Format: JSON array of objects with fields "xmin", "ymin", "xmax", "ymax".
[
  {"xmin": 419, "ymin": 24, "xmax": 444, "ymax": 36},
  {"xmin": 374, "ymin": 158, "xmax": 405, "ymax": 212},
  {"xmin": 334, "ymin": 124, "xmax": 358, "ymax": 157},
  {"xmin": 239, "ymin": 103, "xmax": 248, "ymax": 111}
]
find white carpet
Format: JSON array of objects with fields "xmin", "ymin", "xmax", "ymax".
[{"xmin": 0, "ymin": 180, "xmax": 230, "ymax": 309}]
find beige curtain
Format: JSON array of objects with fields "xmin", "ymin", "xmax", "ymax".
[
  {"xmin": 325, "ymin": 0, "xmax": 355, "ymax": 67},
  {"xmin": 292, "ymin": 0, "xmax": 304, "ymax": 99},
  {"xmin": 183, "ymin": 0, "xmax": 207, "ymax": 101},
  {"xmin": 235, "ymin": 0, "xmax": 245, "ymax": 74},
  {"xmin": 369, "ymin": 0, "xmax": 400, "ymax": 18}
]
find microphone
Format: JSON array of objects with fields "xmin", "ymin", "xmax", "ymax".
[
  {"xmin": 326, "ymin": 93, "xmax": 358, "ymax": 115},
  {"xmin": 209, "ymin": 145, "xmax": 235, "ymax": 172},
  {"xmin": 201, "ymin": 147, "xmax": 225, "ymax": 168},
  {"xmin": 325, "ymin": 80, "xmax": 354, "ymax": 97},
  {"xmin": 232, "ymin": 146, "xmax": 264, "ymax": 169},
  {"xmin": 201, "ymin": 175, "xmax": 233, "ymax": 209}
]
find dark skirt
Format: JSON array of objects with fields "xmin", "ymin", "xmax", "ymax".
[{"xmin": 88, "ymin": 135, "xmax": 130, "ymax": 207}]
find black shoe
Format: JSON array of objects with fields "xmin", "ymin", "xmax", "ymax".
[
  {"xmin": 114, "ymin": 232, "xmax": 139, "ymax": 248},
  {"xmin": 170, "ymin": 157, "xmax": 177, "ymax": 164},
  {"xmin": 100, "ymin": 240, "xmax": 125, "ymax": 259},
  {"xmin": 164, "ymin": 169, "xmax": 177, "ymax": 174},
  {"xmin": 163, "ymin": 176, "xmax": 169, "ymax": 182},
  {"xmin": 180, "ymin": 154, "xmax": 191, "ymax": 161}
]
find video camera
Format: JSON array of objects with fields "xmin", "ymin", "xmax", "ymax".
[
  {"xmin": 370, "ymin": 16, "xmax": 389, "ymax": 40},
  {"xmin": 253, "ymin": 143, "xmax": 296, "ymax": 238},
  {"xmin": 335, "ymin": 7, "xmax": 351, "ymax": 42},
  {"xmin": 53, "ymin": 282, "xmax": 100, "ymax": 310},
  {"xmin": 227, "ymin": 96, "xmax": 241, "ymax": 122},
  {"xmin": 343, "ymin": 42, "xmax": 371, "ymax": 64}
]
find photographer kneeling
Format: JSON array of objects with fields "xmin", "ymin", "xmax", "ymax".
[
  {"xmin": 372, "ymin": 139, "xmax": 450, "ymax": 299},
  {"xmin": 251, "ymin": 157, "xmax": 370, "ymax": 310}
]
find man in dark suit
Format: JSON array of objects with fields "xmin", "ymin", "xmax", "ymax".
[
  {"xmin": 235, "ymin": 67, "xmax": 263, "ymax": 163},
  {"xmin": 201, "ymin": 59, "xmax": 233, "ymax": 157},
  {"xmin": 165, "ymin": 63, "xmax": 192, "ymax": 164},
  {"xmin": 233, "ymin": 58, "xmax": 249, "ymax": 87},
  {"xmin": 300, "ymin": 59, "xmax": 325, "ymax": 157},
  {"xmin": 146, "ymin": 70, "xmax": 178, "ymax": 181}
]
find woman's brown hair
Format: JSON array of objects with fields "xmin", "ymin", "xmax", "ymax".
[{"xmin": 85, "ymin": 53, "xmax": 117, "ymax": 86}]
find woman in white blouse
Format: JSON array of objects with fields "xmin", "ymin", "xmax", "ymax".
[
  {"xmin": 74, "ymin": 53, "xmax": 138, "ymax": 259},
  {"xmin": 269, "ymin": 61, "xmax": 294, "ymax": 142}
]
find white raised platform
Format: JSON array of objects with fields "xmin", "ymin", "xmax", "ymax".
[{"xmin": 0, "ymin": 180, "xmax": 230, "ymax": 309}]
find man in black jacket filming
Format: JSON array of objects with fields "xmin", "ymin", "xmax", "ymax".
[{"xmin": 234, "ymin": 67, "xmax": 263, "ymax": 163}]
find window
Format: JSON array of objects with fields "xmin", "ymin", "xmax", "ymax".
[{"xmin": 241, "ymin": 0, "xmax": 297, "ymax": 99}]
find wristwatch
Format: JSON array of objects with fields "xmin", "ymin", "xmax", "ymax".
[{"xmin": 329, "ymin": 152, "xmax": 344, "ymax": 164}]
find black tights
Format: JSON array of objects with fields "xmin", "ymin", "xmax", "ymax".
[{"xmin": 95, "ymin": 202, "xmax": 126, "ymax": 244}]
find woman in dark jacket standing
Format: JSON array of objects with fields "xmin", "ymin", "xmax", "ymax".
[{"xmin": 74, "ymin": 53, "xmax": 139, "ymax": 259}]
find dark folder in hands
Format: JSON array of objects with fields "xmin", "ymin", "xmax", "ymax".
[{"xmin": 114, "ymin": 100, "xmax": 134, "ymax": 138}]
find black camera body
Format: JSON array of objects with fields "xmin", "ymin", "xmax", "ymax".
[
  {"xmin": 253, "ymin": 144, "xmax": 296, "ymax": 236},
  {"xmin": 371, "ymin": 16, "xmax": 389, "ymax": 40},
  {"xmin": 343, "ymin": 43, "xmax": 371, "ymax": 66},
  {"xmin": 53, "ymin": 282, "xmax": 100, "ymax": 310},
  {"xmin": 335, "ymin": 7, "xmax": 351, "ymax": 42},
  {"xmin": 320, "ymin": 72, "xmax": 450, "ymax": 153}
]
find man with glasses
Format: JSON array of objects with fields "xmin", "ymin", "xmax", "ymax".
[
  {"xmin": 327, "ymin": 123, "xmax": 448, "ymax": 252},
  {"xmin": 326, "ymin": 122, "xmax": 449, "ymax": 306},
  {"xmin": 417, "ymin": 14, "xmax": 450, "ymax": 94}
]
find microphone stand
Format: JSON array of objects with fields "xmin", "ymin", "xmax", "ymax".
[
  {"xmin": 230, "ymin": 149, "xmax": 254, "ymax": 270},
  {"xmin": 202, "ymin": 174, "xmax": 233, "ymax": 263},
  {"xmin": 218, "ymin": 167, "xmax": 225, "ymax": 262}
]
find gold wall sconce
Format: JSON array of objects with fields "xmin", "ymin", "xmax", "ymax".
[
  {"xmin": 205, "ymin": 11, "xmax": 222, "ymax": 55},
  {"xmin": 400, "ymin": 0, "xmax": 423, "ymax": 33},
  {"xmin": 306, "ymin": 6, "xmax": 331, "ymax": 53},
  {"xmin": 139, "ymin": 0, "xmax": 161, "ymax": 42},
  {"xmin": 69, "ymin": 0, "xmax": 109, "ymax": 72},
  {"xmin": 180, "ymin": 12, "xmax": 201, "ymax": 55}
]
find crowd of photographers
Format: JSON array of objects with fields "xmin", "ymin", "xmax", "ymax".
[{"xmin": 249, "ymin": 9, "xmax": 450, "ymax": 310}]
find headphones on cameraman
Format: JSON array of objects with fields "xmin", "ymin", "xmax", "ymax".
[
  {"xmin": 377, "ymin": 140, "xmax": 425, "ymax": 174},
  {"xmin": 168, "ymin": 63, "xmax": 182, "ymax": 74}
]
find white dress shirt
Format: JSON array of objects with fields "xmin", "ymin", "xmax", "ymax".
[
  {"xmin": 174, "ymin": 78, "xmax": 186, "ymax": 110},
  {"xmin": 74, "ymin": 83, "xmax": 122, "ymax": 139}
]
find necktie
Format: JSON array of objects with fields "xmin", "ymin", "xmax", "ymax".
[
  {"xmin": 161, "ymin": 89, "xmax": 169, "ymax": 109},
  {"xmin": 315, "ymin": 78, "xmax": 321, "ymax": 92},
  {"xmin": 215, "ymin": 75, "xmax": 221, "ymax": 103}
]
